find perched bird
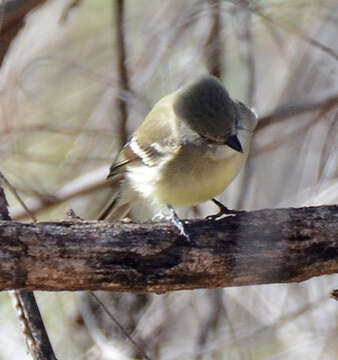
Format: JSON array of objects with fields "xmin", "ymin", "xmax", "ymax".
[{"xmin": 99, "ymin": 75, "xmax": 257, "ymax": 226}]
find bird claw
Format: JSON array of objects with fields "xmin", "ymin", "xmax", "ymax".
[
  {"xmin": 167, "ymin": 205, "xmax": 190, "ymax": 241},
  {"xmin": 206, "ymin": 198, "xmax": 238, "ymax": 221}
]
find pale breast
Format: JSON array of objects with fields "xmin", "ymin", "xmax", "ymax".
[
  {"xmin": 151, "ymin": 145, "xmax": 248, "ymax": 206},
  {"xmin": 126, "ymin": 127, "xmax": 252, "ymax": 207}
]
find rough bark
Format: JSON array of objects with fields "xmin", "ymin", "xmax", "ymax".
[{"xmin": 0, "ymin": 205, "xmax": 337, "ymax": 293}]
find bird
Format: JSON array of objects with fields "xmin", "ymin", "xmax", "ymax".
[{"xmin": 98, "ymin": 75, "xmax": 257, "ymax": 232}]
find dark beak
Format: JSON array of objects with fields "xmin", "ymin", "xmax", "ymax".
[{"xmin": 226, "ymin": 135, "xmax": 243, "ymax": 153}]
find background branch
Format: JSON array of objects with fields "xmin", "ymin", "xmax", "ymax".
[
  {"xmin": 0, "ymin": 205, "xmax": 336, "ymax": 292},
  {"xmin": 114, "ymin": 0, "xmax": 129, "ymax": 146},
  {"xmin": 10, "ymin": 291, "xmax": 57, "ymax": 360},
  {"xmin": 0, "ymin": 0, "xmax": 48, "ymax": 65},
  {"xmin": 256, "ymin": 93, "xmax": 338, "ymax": 133},
  {"xmin": 205, "ymin": 0, "xmax": 222, "ymax": 79}
]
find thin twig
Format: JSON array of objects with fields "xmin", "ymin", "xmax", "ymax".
[
  {"xmin": 256, "ymin": 93, "xmax": 338, "ymax": 133},
  {"xmin": 0, "ymin": 124, "xmax": 119, "ymax": 138},
  {"xmin": 0, "ymin": 171, "xmax": 37, "ymax": 221},
  {"xmin": 234, "ymin": 3, "xmax": 256, "ymax": 209},
  {"xmin": 89, "ymin": 292, "xmax": 153, "ymax": 360},
  {"xmin": 11, "ymin": 166, "xmax": 110, "ymax": 220},
  {"xmin": 234, "ymin": 2, "xmax": 256, "ymax": 106},
  {"xmin": 114, "ymin": 0, "xmax": 129, "ymax": 146},
  {"xmin": 231, "ymin": 0, "xmax": 338, "ymax": 62},
  {"xmin": 255, "ymin": 7, "xmax": 338, "ymax": 62},
  {"xmin": 59, "ymin": 0, "xmax": 83, "ymax": 24},
  {"xmin": 254, "ymin": 100, "xmax": 336, "ymax": 159},
  {"xmin": 317, "ymin": 115, "xmax": 338, "ymax": 183},
  {"xmin": 223, "ymin": 292, "xmax": 330, "ymax": 350},
  {"xmin": 205, "ymin": 0, "xmax": 223, "ymax": 79},
  {"xmin": 195, "ymin": 290, "xmax": 227, "ymax": 360}
]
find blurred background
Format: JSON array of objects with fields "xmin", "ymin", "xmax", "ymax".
[{"xmin": 0, "ymin": 0, "xmax": 337, "ymax": 359}]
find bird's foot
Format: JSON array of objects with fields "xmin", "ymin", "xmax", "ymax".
[
  {"xmin": 167, "ymin": 205, "xmax": 190, "ymax": 241},
  {"xmin": 206, "ymin": 198, "xmax": 239, "ymax": 221}
]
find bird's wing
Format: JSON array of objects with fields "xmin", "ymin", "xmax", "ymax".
[{"xmin": 107, "ymin": 93, "xmax": 180, "ymax": 180}]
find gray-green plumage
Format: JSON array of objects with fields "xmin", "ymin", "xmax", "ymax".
[{"xmin": 174, "ymin": 76, "xmax": 238, "ymax": 143}]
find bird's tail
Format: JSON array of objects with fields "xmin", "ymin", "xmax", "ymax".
[{"xmin": 97, "ymin": 180, "xmax": 138, "ymax": 221}]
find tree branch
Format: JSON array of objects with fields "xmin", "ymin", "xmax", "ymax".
[{"xmin": 0, "ymin": 205, "xmax": 337, "ymax": 293}]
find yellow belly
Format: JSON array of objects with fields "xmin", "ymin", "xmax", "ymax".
[{"xmin": 153, "ymin": 147, "xmax": 248, "ymax": 206}]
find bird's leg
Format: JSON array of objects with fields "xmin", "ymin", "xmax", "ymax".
[
  {"xmin": 167, "ymin": 205, "xmax": 190, "ymax": 240},
  {"xmin": 206, "ymin": 198, "xmax": 239, "ymax": 220}
]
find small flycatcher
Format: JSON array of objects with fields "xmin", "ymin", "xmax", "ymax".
[{"xmin": 99, "ymin": 75, "xmax": 257, "ymax": 222}]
